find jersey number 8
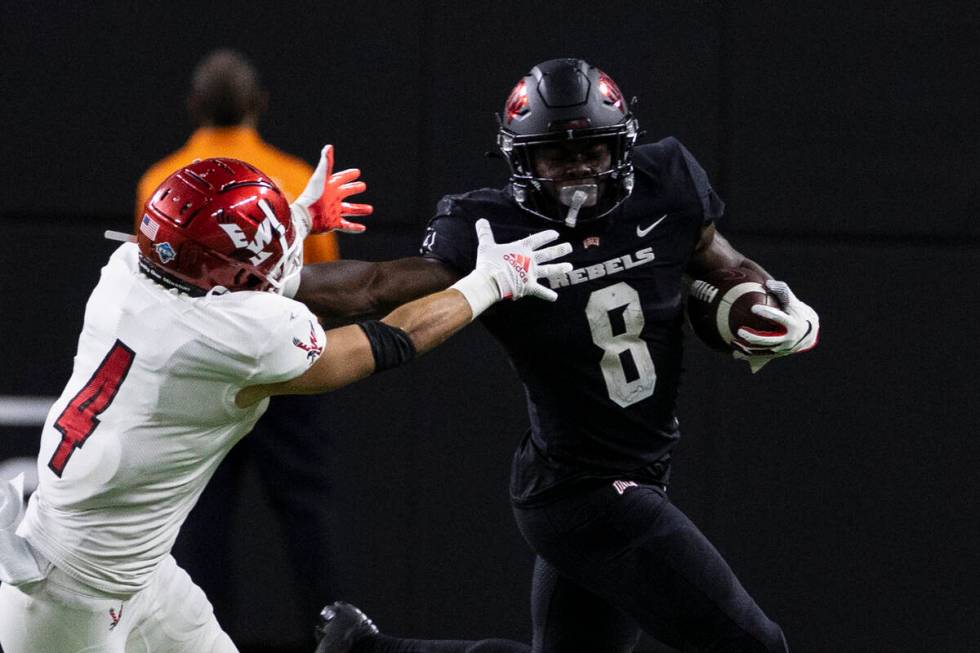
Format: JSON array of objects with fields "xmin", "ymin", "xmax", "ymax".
[{"xmin": 586, "ymin": 283, "xmax": 656, "ymax": 408}]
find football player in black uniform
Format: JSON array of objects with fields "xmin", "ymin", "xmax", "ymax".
[{"xmin": 300, "ymin": 59, "xmax": 819, "ymax": 653}]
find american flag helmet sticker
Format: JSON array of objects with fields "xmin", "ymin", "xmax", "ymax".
[{"xmin": 140, "ymin": 215, "xmax": 159, "ymax": 240}]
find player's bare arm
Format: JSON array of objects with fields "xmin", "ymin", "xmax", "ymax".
[
  {"xmin": 688, "ymin": 223, "xmax": 772, "ymax": 279},
  {"xmin": 288, "ymin": 143, "xmax": 461, "ymax": 319},
  {"xmin": 238, "ymin": 219, "xmax": 572, "ymax": 407},
  {"xmin": 235, "ymin": 288, "xmax": 470, "ymax": 406},
  {"xmin": 295, "ymin": 256, "xmax": 460, "ymax": 319}
]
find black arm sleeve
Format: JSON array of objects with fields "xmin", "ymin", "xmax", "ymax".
[{"xmin": 357, "ymin": 320, "xmax": 417, "ymax": 371}]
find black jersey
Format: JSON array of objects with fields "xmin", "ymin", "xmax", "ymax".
[{"xmin": 421, "ymin": 138, "xmax": 724, "ymax": 505}]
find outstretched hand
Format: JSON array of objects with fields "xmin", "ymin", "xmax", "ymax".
[
  {"xmin": 450, "ymin": 219, "xmax": 573, "ymax": 320},
  {"xmin": 473, "ymin": 219, "xmax": 573, "ymax": 302},
  {"xmin": 292, "ymin": 145, "xmax": 373, "ymax": 235}
]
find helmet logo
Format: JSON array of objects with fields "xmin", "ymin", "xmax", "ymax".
[
  {"xmin": 597, "ymin": 71, "xmax": 625, "ymax": 113},
  {"xmin": 505, "ymin": 80, "xmax": 530, "ymax": 124},
  {"xmin": 155, "ymin": 242, "xmax": 176, "ymax": 264},
  {"xmin": 217, "ymin": 199, "xmax": 287, "ymax": 267}
]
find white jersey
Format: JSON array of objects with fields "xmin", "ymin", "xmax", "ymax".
[{"xmin": 18, "ymin": 243, "xmax": 326, "ymax": 594}]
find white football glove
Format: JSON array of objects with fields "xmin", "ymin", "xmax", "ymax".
[
  {"xmin": 451, "ymin": 219, "xmax": 573, "ymax": 319},
  {"xmin": 732, "ymin": 280, "xmax": 820, "ymax": 373}
]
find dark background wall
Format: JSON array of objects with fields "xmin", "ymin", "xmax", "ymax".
[{"xmin": 2, "ymin": 2, "xmax": 978, "ymax": 651}]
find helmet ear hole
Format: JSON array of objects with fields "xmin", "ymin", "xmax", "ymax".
[{"xmin": 233, "ymin": 269, "xmax": 264, "ymax": 290}]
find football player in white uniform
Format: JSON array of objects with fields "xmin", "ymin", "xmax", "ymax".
[{"xmin": 0, "ymin": 149, "xmax": 572, "ymax": 653}]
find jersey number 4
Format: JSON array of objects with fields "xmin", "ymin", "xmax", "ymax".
[
  {"xmin": 586, "ymin": 283, "xmax": 657, "ymax": 407},
  {"xmin": 48, "ymin": 340, "xmax": 136, "ymax": 477}
]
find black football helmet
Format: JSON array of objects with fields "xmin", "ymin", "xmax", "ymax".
[{"xmin": 497, "ymin": 58, "xmax": 639, "ymax": 227}]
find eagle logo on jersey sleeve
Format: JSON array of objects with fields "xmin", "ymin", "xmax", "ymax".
[{"xmin": 292, "ymin": 321, "xmax": 323, "ymax": 364}]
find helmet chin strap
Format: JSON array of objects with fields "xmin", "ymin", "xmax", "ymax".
[
  {"xmin": 559, "ymin": 184, "xmax": 598, "ymax": 228},
  {"xmin": 259, "ymin": 198, "xmax": 304, "ymax": 295}
]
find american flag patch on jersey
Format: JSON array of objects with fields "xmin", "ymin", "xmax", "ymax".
[{"xmin": 140, "ymin": 215, "xmax": 159, "ymax": 240}]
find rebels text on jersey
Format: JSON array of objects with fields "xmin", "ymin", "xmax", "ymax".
[{"xmin": 421, "ymin": 139, "xmax": 724, "ymax": 504}]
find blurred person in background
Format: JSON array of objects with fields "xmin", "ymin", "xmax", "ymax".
[
  {"xmin": 135, "ymin": 49, "xmax": 343, "ymax": 643},
  {"xmin": 136, "ymin": 49, "xmax": 340, "ymax": 264}
]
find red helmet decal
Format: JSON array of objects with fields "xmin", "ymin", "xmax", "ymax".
[
  {"xmin": 505, "ymin": 79, "xmax": 530, "ymax": 124},
  {"xmin": 597, "ymin": 71, "xmax": 625, "ymax": 113}
]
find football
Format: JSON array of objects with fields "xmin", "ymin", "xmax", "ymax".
[{"xmin": 687, "ymin": 268, "xmax": 784, "ymax": 352}]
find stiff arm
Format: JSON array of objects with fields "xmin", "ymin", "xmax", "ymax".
[
  {"xmin": 239, "ymin": 220, "xmax": 572, "ymax": 406},
  {"xmin": 295, "ymin": 256, "xmax": 462, "ymax": 319},
  {"xmin": 236, "ymin": 284, "xmax": 473, "ymax": 407}
]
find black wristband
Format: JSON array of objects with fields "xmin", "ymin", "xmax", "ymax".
[{"xmin": 357, "ymin": 320, "xmax": 417, "ymax": 372}]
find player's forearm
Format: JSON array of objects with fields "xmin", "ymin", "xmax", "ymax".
[
  {"xmin": 732, "ymin": 254, "xmax": 771, "ymax": 280},
  {"xmin": 296, "ymin": 260, "xmax": 389, "ymax": 318},
  {"xmin": 240, "ymin": 289, "xmax": 474, "ymax": 406},
  {"xmin": 688, "ymin": 227, "xmax": 772, "ymax": 279},
  {"xmin": 296, "ymin": 257, "xmax": 459, "ymax": 319},
  {"xmin": 380, "ymin": 288, "xmax": 474, "ymax": 356}
]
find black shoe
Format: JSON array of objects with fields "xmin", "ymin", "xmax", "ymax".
[{"xmin": 314, "ymin": 601, "xmax": 380, "ymax": 653}]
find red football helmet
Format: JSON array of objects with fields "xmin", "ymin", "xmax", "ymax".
[{"xmin": 136, "ymin": 158, "xmax": 300, "ymax": 295}]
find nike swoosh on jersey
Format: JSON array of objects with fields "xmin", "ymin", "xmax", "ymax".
[{"xmin": 636, "ymin": 214, "xmax": 669, "ymax": 237}]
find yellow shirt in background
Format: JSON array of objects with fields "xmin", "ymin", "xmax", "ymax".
[{"xmin": 135, "ymin": 126, "xmax": 339, "ymax": 263}]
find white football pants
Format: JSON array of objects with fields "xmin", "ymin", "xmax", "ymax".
[{"xmin": 0, "ymin": 553, "xmax": 237, "ymax": 653}]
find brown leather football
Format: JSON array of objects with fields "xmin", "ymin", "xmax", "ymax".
[{"xmin": 687, "ymin": 268, "xmax": 784, "ymax": 352}]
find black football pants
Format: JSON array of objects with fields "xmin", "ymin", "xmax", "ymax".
[
  {"xmin": 513, "ymin": 481, "xmax": 788, "ymax": 653},
  {"xmin": 354, "ymin": 482, "xmax": 786, "ymax": 653}
]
